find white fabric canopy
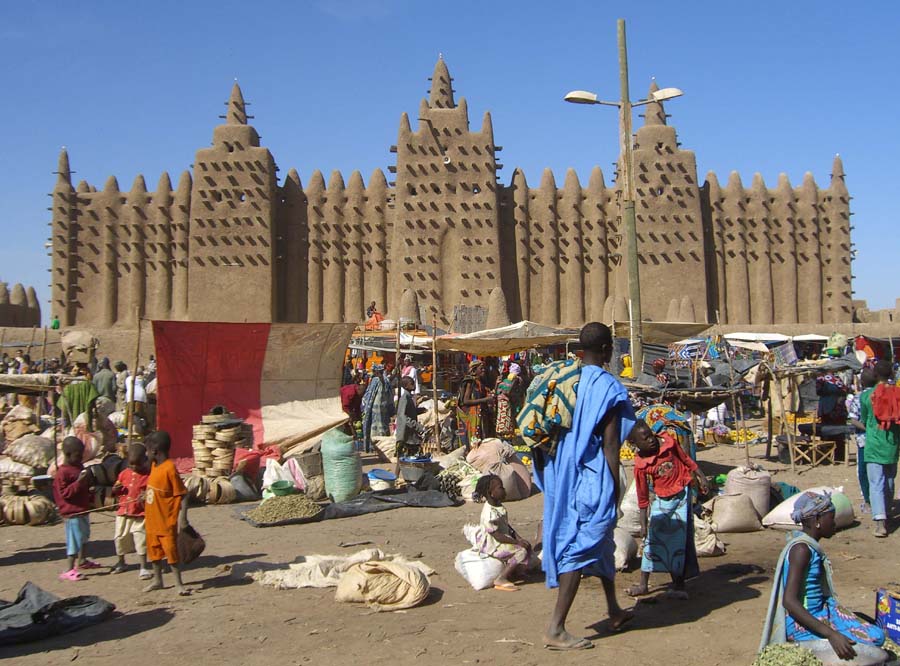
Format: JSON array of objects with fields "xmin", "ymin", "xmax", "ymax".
[
  {"xmin": 723, "ymin": 332, "xmax": 790, "ymax": 343},
  {"xmin": 435, "ymin": 321, "xmax": 577, "ymax": 355}
]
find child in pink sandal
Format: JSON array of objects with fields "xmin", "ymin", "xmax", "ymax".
[{"xmin": 53, "ymin": 437, "xmax": 98, "ymax": 581}]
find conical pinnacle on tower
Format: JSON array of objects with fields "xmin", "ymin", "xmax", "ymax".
[
  {"xmin": 56, "ymin": 148, "xmax": 72, "ymax": 184},
  {"xmin": 830, "ymin": 154, "xmax": 848, "ymax": 196},
  {"xmin": 428, "ymin": 56, "xmax": 455, "ymax": 109},
  {"xmin": 227, "ymin": 82, "xmax": 248, "ymax": 125},
  {"xmin": 642, "ymin": 80, "xmax": 666, "ymax": 126}
]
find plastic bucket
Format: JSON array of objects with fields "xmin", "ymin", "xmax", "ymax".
[
  {"xmin": 270, "ymin": 480, "xmax": 297, "ymax": 496},
  {"xmin": 368, "ymin": 469, "xmax": 397, "ymax": 492}
]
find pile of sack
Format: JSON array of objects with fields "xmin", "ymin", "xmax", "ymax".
[{"xmin": 0, "ymin": 433, "xmax": 54, "ymax": 496}]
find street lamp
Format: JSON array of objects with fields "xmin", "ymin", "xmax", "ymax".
[{"xmin": 564, "ymin": 18, "xmax": 683, "ymax": 377}]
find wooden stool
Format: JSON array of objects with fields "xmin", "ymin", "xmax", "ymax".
[{"xmin": 793, "ymin": 437, "xmax": 836, "ymax": 467}]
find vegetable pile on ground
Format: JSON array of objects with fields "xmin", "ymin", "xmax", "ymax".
[{"xmin": 244, "ymin": 494, "xmax": 323, "ymax": 524}]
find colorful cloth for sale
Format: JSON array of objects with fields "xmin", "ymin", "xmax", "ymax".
[
  {"xmin": 517, "ymin": 358, "xmax": 581, "ymax": 454},
  {"xmin": 362, "ymin": 376, "xmax": 394, "ymax": 451}
]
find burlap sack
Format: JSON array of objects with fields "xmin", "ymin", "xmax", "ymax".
[{"xmin": 335, "ymin": 560, "xmax": 430, "ymax": 612}]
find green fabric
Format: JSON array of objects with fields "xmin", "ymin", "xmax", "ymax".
[
  {"xmin": 860, "ymin": 387, "xmax": 900, "ymax": 465},
  {"xmin": 60, "ymin": 380, "xmax": 99, "ymax": 430}
]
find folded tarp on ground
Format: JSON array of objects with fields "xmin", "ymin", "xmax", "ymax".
[{"xmin": 0, "ymin": 582, "xmax": 115, "ymax": 646}]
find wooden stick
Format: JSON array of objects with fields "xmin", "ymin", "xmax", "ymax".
[
  {"xmin": 126, "ymin": 312, "xmax": 142, "ymax": 447},
  {"xmin": 432, "ymin": 313, "xmax": 440, "ymax": 451},
  {"xmin": 785, "ymin": 375, "xmax": 797, "ymax": 473},
  {"xmin": 36, "ymin": 327, "xmax": 48, "ymax": 422},
  {"xmin": 395, "ymin": 319, "xmax": 402, "ymax": 405},
  {"xmin": 26, "ymin": 326, "xmax": 36, "ymax": 357}
]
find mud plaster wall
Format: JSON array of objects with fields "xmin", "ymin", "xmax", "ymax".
[{"xmin": 51, "ymin": 59, "xmax": 853, "ymax": 331}]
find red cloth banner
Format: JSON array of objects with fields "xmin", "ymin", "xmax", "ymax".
[{"xmin": 154, "ymin": 321, "xmax": 271, "ymax": 459}]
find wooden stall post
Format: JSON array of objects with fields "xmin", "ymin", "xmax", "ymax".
[
  {"xmin": 395, "ymin": 319, "xmax": 402, "ymax": 405},
  {"xmin": 126, "ymin": 313, "xmax": 142, "ymax": 448},
  {"xmin": 432, "ymin": 313, "xmax": 440, "ymax": 452}
]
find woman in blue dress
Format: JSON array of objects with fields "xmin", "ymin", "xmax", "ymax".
[{"xmin": 759, "ymin": 491, "xmax": 885, "ymax": 661}]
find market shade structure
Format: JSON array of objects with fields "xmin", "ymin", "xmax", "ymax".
[
  {"xmin": 613, "ymin": 321, "xmax": 710, "ymax": 346},
  {"xmin": 434, "ymin": 321, "xmax": 578, "ymax": 356},
  {"xmin": 154, "ymin": 321, "xmax": 354, "ymax": 458}
]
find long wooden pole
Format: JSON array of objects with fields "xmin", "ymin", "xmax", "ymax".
[
  {"xmin": 432, "ymin": 313, "xmax": 440, "ymax": 451},
  {"xmin": 395, "ymin": 319, "xmax": 402, "ymax": 405},
  {"xmin": 723, "ymin": 341, "xmax": 751, "ymax": 467},
  {"xmin": 37, "ymin": 327, "xmax": 48, "ymax": 421},
  {"xmin": 126, "ymin": 313, "xmax": 142, "ymax": 447},
  {"xmin": 26, "ymin": 326, "xmax": 36, "ymax": 358}
]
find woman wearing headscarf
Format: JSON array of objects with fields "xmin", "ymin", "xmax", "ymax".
[
  {"xmin": 361, "ymin": 365, "xmax": 394, "ymax": 454},
  {"xmin": 457, "ymin": 360, "xmax": 493, "ymax": 449},
  {"xmin": 495, "ymin": 363, "xmax": 524, "ymax": 438},
  {"xmin": 759, "ymin": 491, "xmax": 886, "ymax": 661}
]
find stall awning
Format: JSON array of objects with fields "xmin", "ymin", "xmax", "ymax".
[
  {"xmin": 614, "ymin": 321, "xmax": 710, "ymax": 346},
  {"xmin": 435, "ymin": 320, "xmax": 578, "ymax": 355}
]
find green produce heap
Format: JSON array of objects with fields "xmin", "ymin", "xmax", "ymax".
[
  {"xmin": 752, "ymin": 644, "xmax": 822, "ymax": 666},
  {"xmin": 245, "ymin": 495, "xmax": 323, "ymax": 524}
]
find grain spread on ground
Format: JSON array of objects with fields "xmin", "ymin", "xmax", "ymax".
[
  {"xmin": 244, "ymin": 495, "xmax": 322, "ymax": 524},
  {"xmin": 752, "ymin": 644, "xmax": 822, "ymax": 666}
]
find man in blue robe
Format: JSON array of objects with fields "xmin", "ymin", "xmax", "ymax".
[{"xmin": 534, "ymin": 322, "xmax": 637, "ymax": 650}]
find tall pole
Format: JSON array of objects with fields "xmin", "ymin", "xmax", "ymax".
[{"xmin": 618, "ymin": 18, "xmax": 643, "ymax": 376}]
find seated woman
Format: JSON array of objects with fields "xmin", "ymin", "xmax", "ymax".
[{"xmin": 759, "ymin": 491, "xmax": 885, "ymax": 662}]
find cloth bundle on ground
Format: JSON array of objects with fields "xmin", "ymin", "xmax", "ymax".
[
  {"xmin": 618, "ymin": 479, "xmax": 643, "ymax": 537},
  {"xmin": 335, "ymin": 560, "xmax": 430, "ymax": 611},
  {"xmin": 724, "ymin": 465, "xmax": 772, "ymax": 519},
  {"xmin": 517, "ymin": 357, "xmax": 581, "ymax": 453},
  {"xmin": 0, "ymin": 405, "xmax": 39, "ymax": 444},
  {"xmin": 613, "ymin": 526, "xmax": 638, "ymax": 570},
  {"xmin": 872, "ymin": 383, "xmax": 900, "ymax": 430},
  {"xmin": 252, "ymin": 548, "xmax": 433, "ymax": 611},
  {"xmin": 0, "ymin": 582, "xmax": 115, "ymax": 646},
  {"xmin": 694, "ymin": 517, "xmax": 726, "ymax": 557},
  {"xmin": 762, "ymin": 486, "xmax": 855, "ymax": 531},
  {"xmin": 703, "ymin": 494, "xmax": 762, "ymax": 533},
  {"xmin": 465, "ymin": 439, "xmax": 531, "ymax": 501}
]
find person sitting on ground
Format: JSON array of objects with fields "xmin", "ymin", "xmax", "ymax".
[
  {"xmin": 472, "ymin": 473, "xmax": 534, "ymax": 592},
  {"xmin": 144, "ymin": 431, "xmax": 190, "ymax": 596},
  {"xmin": 53, "ymin": 436, "xmax": 101, "ymax": 581},
  {"xmin": 759, "ymin": 491, "xmax": 885, "ymax": 661},
  {"xmin": 626, "ymin": 419, "xmax": 708, "ymax": 600},
  {"xmin": 111, "ymin": 443, "xmax": 152, "ymax": 579}
]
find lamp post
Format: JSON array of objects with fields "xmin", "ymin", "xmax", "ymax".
[{"xmin": 564, "ymin": 19, "xmax": 682, "ymax": 376}]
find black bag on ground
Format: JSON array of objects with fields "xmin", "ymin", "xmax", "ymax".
[{"xmin": 0, "ymin": 582, "xmax": 115, "ymax": 646}]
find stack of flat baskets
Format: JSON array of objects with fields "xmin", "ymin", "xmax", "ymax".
[{"xmin": 191, "ymin": 411, "xmax": 253, "ymax": 477}]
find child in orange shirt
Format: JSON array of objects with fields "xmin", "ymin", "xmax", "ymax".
[
  {"xmin": 626, "ymin": 419, "xmax": 708, "ymax": 600},
  {"xmin": 143, "ymin": 431, "xmax": 189, "ymax": 596},
  {"xmin": 111, "ymin": 443, "xmax": 152, "ymax": 579}
]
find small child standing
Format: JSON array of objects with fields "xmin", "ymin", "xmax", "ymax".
[
  {"xmin": 111, "ymin": 443, "xmax": 152, "ymax": 579},
  {"xmin": 626, "ymin": 419, "xmax": 708, "ymax": 600},
  {"xmin": 473, "ymin": 473, "xmax": 533, "ymax": 591},
  {"xmin": 144, "ymin": 431, "xmax": 190, "ymax": 596},
  {"xmin": 53, "ymin": 436, "xmax": 101, "ymax": 581}
]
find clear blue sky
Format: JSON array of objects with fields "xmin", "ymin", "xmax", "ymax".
[{"xmin": 2, "ymin": 1, "xmax": 897, "ymax": 321}]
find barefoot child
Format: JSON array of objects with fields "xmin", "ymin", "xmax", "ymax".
[
  {"xmin": 473, "ymin": 474, "xmax": 533, "ymax": 591},
  {"xmin": 626, "ymin": 419, "xmax": 708, "ymax": 599},
  {"xmin": 144, "ymin": 431, "xmax": 190, "ymax": 595},
  {"xmin": 53, "ymin": 436, "xmax": 101, "ymax": 581},
  {"xmin": 111, "ymin": 443, "xmax": 152, "ymax": 579}
]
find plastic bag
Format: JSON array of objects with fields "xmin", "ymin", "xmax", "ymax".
[
  {"xmin": 454, "ymin": 549, "xmax": 503, "ymax": 591},
  {"xmin": 283, "ymin": 457, "xmax": 307, "ymax": 493},
  {"xmin": 261, "ymin": 459, "xmax": 293, "ymax": 491}
]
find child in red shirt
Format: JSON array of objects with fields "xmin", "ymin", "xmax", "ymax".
[
  {"xmin": 111, "ymin": 443, "xmax": 152, "ymax": 579},
  {"xmin": 52, "ymin": 436, "xmax": 101, "ymax": 581},
  {"xmin": 626, "ymin": 419, "xmax": 708, "ymax": 599}
]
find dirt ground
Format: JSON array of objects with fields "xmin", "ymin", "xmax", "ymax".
[{"xmin": 2, "ymin": 438, "xmax": 894, "ymax": 666}]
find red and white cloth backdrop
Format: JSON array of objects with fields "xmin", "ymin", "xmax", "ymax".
[{"xmin": 154, "ymin": 321, "xmax": 355, "ymax": 459}]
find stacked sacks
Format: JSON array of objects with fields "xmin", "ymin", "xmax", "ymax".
[{"xmin": 0, "ymin": 405, "xmax": 40, "ymax": 445}]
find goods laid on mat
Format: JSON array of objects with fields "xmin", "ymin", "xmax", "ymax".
[
  {"xmin": 0, "ymin": 494, "xmax": 56, "ymax": 526},
  {"xmin": 752, "ymin": 644, "xmax": 822, "ymax": 666},
  {"xmin": 243, "ymin": 494, "xmax": 324, "ymax": 526},
  {"xmin": 191, "ymin": 408, "xmax": 253, "ymax": 478}
]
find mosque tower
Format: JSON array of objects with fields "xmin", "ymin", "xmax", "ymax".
[{"xmin": 390, "ymin": 56, "xmax": 507, "ymax": 329}]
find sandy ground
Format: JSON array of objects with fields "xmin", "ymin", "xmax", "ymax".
[{"xmin": 1, "ymin": 438, "xmax": 894, "ymax": 666}]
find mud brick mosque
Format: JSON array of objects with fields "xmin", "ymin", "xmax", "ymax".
[{"xmin": 49, "ymin": 58, "xmax": 852, "ymax": 332}]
